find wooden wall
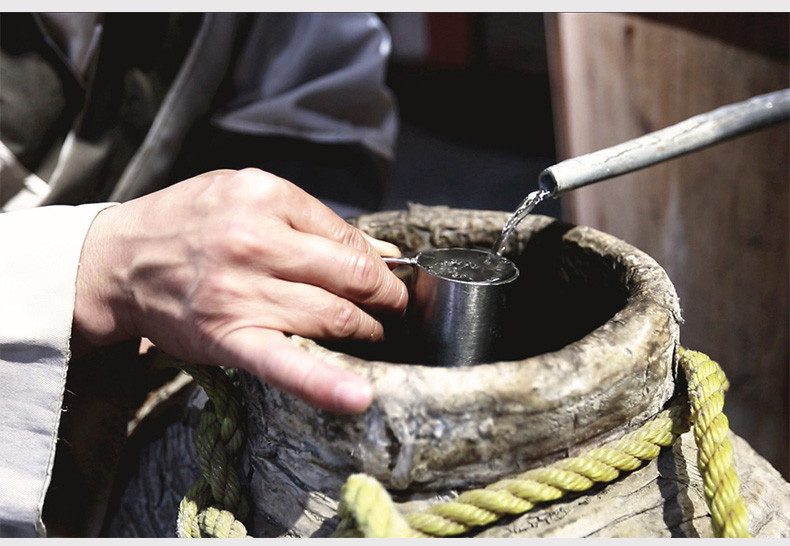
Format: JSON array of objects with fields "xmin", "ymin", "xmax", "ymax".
[{"xmin": 545, "ymin": 13, "xmax": 789, "ymax": 479}]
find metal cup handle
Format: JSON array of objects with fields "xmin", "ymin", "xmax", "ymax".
[{"xmin": 382, "ymin": 256, "xmax": 418, "ymax": 267}]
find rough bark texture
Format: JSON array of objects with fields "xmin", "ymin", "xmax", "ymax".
[{"xmin": 103, "ymin": 205, "xmax": 790, "ymax": 538}]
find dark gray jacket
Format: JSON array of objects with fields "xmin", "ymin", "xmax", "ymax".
[{"xmin": 1, "ymin": 13, "xmax": 398, "ymax": 213}]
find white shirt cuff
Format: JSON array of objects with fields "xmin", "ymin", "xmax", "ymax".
[{"xmin": 0, "ymin": 202, "xmax": 116, "ymax": 537}]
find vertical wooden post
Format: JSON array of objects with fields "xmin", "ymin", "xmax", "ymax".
[{"xmin": 545, "ymin": 12, "xmax": 789, "ymax": 478}]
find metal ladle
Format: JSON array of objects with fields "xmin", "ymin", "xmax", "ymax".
[{"xmin": 383, "ymin": 248, "xmax": 519, "ymax": 366}]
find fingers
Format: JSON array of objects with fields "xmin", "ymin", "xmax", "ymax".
[
  {"xmin": 282, "ymin": 190, "xmax": 375, "ymax": 253},
  {"xmin": 243, "ymin": 278, "xmax": 386, "ymax": 341},
  {"xmin": 218, "ymin": 327, "xmax": 373, "ymax": 414},
  {"xmin": 199, "ymin": 169, "xmax": 398, "ymax": 260},
  {"xmin": 267, "ymin": 173, "xmax": 395, "ymax": 258},
  {"xmin": 254, "ymin": 229, "xmax": 408, "ymax": 314},
  {"xmin": 211, "ymin": 170, "xmax": 407, "ymax": 313}
]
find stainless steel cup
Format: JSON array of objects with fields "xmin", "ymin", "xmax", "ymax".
[{"xmin": 384, "ymin": 248, "xmax": 520, "ymax": 366}]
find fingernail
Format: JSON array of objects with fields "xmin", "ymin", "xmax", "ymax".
[
  {"xmin": 334, "ymin": 381, "xmax": 373, "ymax": 414},
  {"xmin": 362, "ymin": 233, "xmax": 402, "ymax": 258}
]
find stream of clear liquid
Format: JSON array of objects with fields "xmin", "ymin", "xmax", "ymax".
[
  {"xmin": 488, "ymin": 188, "xmax": 552, "ymax": 258},
  {"xmin": 405, "ymin": 188, "xmax": 551, "ymax": 284}
]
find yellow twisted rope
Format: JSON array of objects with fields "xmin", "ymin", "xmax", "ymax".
[
  {"xmin": 678, "ymin": 348, "xmax": 750, "ymax": 538},
  {"xmin": 160, "ymin": 347, "xmax": 748, "ymax": 538},
  {"xmin": 333, "ymin": 474, "xmax": 425, "ymax": 538},
  {"xmin": 334, "ymin": 404, "xmax": 686, "ymax": 537},
  {"xmin": 334, "ymin": 348, "xmax": 751, "ymax": 538},
  {"xmin": 176, "ymin": 480, "xmax": 247, "ymax": 538}
]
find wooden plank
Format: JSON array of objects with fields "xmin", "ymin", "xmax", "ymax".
[{"xmin": 545, "ymin": 13, "xmax": 789, "ymax": 478}]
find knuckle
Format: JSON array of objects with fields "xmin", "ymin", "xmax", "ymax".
[
  {"xmin": 328, "ymin": 300, "xmax": 361, "ymax": 338},
  {"xmin": 393, "ymin": 278, "xmax": 409, "ymax": 310},
  {"xmin": 335, "ymin": 224, "xmax": 368, "ymax": 251},
  {"xmin": 208, "ymin": 219, "xmax": 265, "ymax": 263},
  {"xmin": 346, "ymin": 253, "xmax": 380, "ymax": 297},
  {"xmin": 195, "ymin": 268, "xmax": 237, "ymax": 308},
  {"xmin": 226, "ymin": 168, "xmax": 289, "ymax": 203}
]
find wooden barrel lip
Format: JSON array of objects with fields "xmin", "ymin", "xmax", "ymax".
[
  {"xmin": 303, "ymin": 207, "xmax": 680, "ymax": 396},
  {"xmin": 251, "ymin": 206, "xmax": 682, "ymax": 491}
]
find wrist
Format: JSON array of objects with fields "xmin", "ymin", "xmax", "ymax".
[{"xmin": 71, "ymin": 204, "xmax": 138, "ymax": 356}]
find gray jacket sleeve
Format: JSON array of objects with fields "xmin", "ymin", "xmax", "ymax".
[
  {"xmin": 212, "ymin": 13, "xmax": 398, "ymax": 161},
  {"xmin": 110, "ymin": 13, "xmax": 398, "ymax": 203}
]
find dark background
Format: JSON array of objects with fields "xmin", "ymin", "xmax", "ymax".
[{"xmin": 379, "ymin": 13, "xmax": 561, "ymax": 219}]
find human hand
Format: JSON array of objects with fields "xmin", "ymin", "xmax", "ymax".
[{"xmin": 72, "ymin": 169, "xmax": 407, "ymax": 414}]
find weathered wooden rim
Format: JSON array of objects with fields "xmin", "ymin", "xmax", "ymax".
[{"xmin": 273, "ymin": 207, "xmax": 683, "ymax": 489}]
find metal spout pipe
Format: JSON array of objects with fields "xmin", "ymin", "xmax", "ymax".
[{"xmin": 538, "ymin": 88, "xmax": 790, "ymax": 196}]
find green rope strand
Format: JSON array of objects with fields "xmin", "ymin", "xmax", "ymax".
[{"xmin": 154, "ymin": 351, "xmax": 251, "ymax": 538}]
